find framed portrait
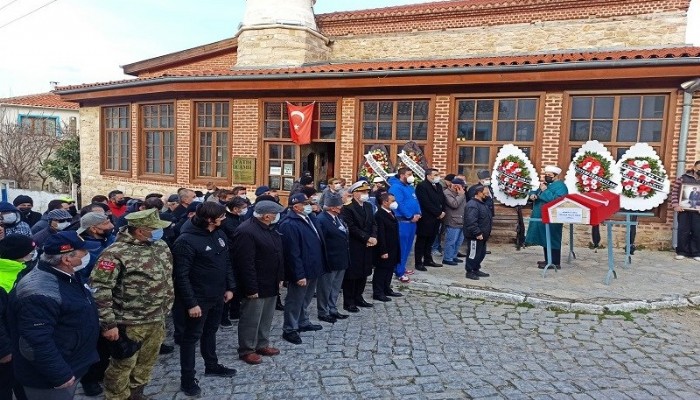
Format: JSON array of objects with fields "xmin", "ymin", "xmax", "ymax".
[
  {"xmin": 269, "ymin": 176, "xmax": 281, "ymax": 190},
  {"xmin": 680, "ymin": 183, "xmax": 700, "ymax": 211},
  {"xmin": 283, "ymin": 177, "xmax": 294, "ymax": 191}
]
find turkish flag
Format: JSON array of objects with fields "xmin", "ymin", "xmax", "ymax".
[{"xmin": 286, "ymin": 102, "xmax": 314, "ymax": 145}]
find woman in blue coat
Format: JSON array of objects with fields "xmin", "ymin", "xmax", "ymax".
[{"xmin": 525, "ymin": 166, "xmax": 568, "ymax": 268}]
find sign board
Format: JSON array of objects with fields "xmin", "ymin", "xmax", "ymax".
[
  {"xmin": 555, "ymin": 208, "xmax": 584, "ymax": 224},
  {"xmin": 232, "ymin": 157, "xmax": 256, "ymax": 185}
]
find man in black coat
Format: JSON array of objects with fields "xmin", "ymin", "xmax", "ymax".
[
  {"xmin": 373, "ymin": 193, "xmax": 404, "ymax": 301},
  {"xmin": 172, "ymin": 202, "xmax": 236, "ymax": 396},
  {"xmin": 13, "ymin": 195, "xmax": 42, "ymax": 228},
  {"xmin": 340, "ymin": 181, "xmax": 378, "ymax": 313},
  {"xmin": 316, "ymin": 195, "xmax": 351, "ymax": 324},
  {"xmin": 232, "ymin": 200, "xmax": 285, "ymax": 365},
  {"xmin": 463, "ymin": 185, "xmax": 493, "ymax": 281},
  {"xmin": 415, "ymin": 168, "xmax": 446, "ymax": 268},
  {"xmin": 219, "ymin": 197, "xmax": 249, "ymax": 328},
  {"xmin": 467, "ymin": 170, "xmax": 495, "ymax": 216}
]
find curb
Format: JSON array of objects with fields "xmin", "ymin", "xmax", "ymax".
[{"xmin": 407, "ymin": 281, "xmax": 696, "ymax": 314}]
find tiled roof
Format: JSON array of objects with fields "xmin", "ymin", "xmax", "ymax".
[
  {"xmin": 56, "ymin": 47, "xmax": 700, "ymax": 92},
  {"xmin": 0, "ymin": 92, "xmax": 79, "ymax": 109}
]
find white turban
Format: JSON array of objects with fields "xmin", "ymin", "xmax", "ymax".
[{"xmin": 544, "ymin": 166, "xmax": 562, "ymax": 175}]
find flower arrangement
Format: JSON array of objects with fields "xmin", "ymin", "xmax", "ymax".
[
  {"xmin": 495, "ymin": 155, "xmax": 532, "ymax": 199},
  {"xmin": 396, "ymin": 141, "xmax": 428, "ymax": 183},
  {"xmin": 621, "ymin": 157, "xmax": 665, "ymax": 199},
  {"xmin": 358, "ymin": 145, "xmax": 392, "ymax": 182},
  {"xmin": 573, "ymin": 151, "xmax": 614, "ymax": 193}
]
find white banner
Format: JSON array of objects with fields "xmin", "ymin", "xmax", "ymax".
[
  {"xmin": 398, "ymin": 150, "xmax": 425, "ymax": 180},
  {"xmin": 364, "ymin": 152, "xmax": 390, "ymax": 181}
]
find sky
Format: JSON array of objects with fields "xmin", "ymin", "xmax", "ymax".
[{"xmin": 0, "ymin": 0, "xmax": 698, "ymax": 98}]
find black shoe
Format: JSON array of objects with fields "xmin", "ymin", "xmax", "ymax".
[
  {"xmin": 415, "ymin": 264, "xmax": 428, "ymax": 271},
  {"xmin": 331, "ymin": 312, "xmax": 349, "ymax": 319},
  {"xmin": 318, "ymin": 315, "xmax": 337, "ymax": 323},
  {"xmin": 204, "ymin": 363, "xmax": 237, "ymax": 377},
  {"xmin": 537, "ymin": 264, "xmax": 561, "ymax": 270},
  {"xmin": 283, "ymin": 331, "xmax": 302, "ymax": 344},
  {"xmin": 275, "ymin": 300, "xmax": 284, "ymax": 311},
  {"xmin": 442, "ymin": 259, "xmax": 458, "ymax": 266},
  {"xmin": 220, "ymin": 319, "xmax": 233, "ymax": 330},
  {"xmin": 426, "ymin": 261, "xmax": 443, "ymax": 268},
  {"xmin": 343, "ymin": 305, "xmax": 360, "ymax": 313},
  {"xmin": 453, "ymin": 258, "xmax": 464, "ymax": 263},
  {"xmin": 457, "ymin": 252, "xmax": 467, "ymax": 257},
  {"xmin": 466, "ymin": 272, "xmax": 479, "ymax": 280},
  {"xmin": 386, "ymin": 291, "xmax": 403, "ymax": 297},
  {"xmin": 180, "ymin": 378, "xmax": 201, "ymax": 397},
  {"xmin": 373, "ymin": 295, "xmax": 391, "ymax": 302},
  {"xmin": 299, "ymin": 324, "xmax": 323, "ymax": 332},
  {"xmin": 475, "ymin": 270, "xmax": 490, "ymax": 277},
  {"xmin": 486, "ymin": 251, "xmax": 492, "ymax": 254},
  {"xmin": 159, "ymin": 343, "xmax": 175, "ymax": 355},
  {"xmin": 82, "ymin": 382, "xmax": 103, "ymax": 397},
  {"xmin": 357, "ymin": 299, "xmax": 374, "ymax": 308}
]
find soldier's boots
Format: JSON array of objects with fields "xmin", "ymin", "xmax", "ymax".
[{"xmin": 129, "ymin": 385, "xmax": 151, "ymax": 400}]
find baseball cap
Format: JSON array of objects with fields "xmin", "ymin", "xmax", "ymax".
[
  {"xmin": 288, "ymin": 193, "xmax": 309, "ymax": 206},
  {"xmin": 43, "ymin": 231, "xmax": 101, "ymax": 255},
  {"xmin": 77, "ymin": 212, "xmax": 110, "ymax": 235}
]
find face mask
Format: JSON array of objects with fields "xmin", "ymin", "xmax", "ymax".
[
  {"xmin": 149, "ymin": 229, "xmax": 164, "ymax": 242},
  {"xmin": 303, "ymin": 205, "xmax": 313, "ymax": 215},
  {"xmin": 238, "ymin": 208, "xmax": 248, "ymax": 216},
  {"xmin": 431, "ymin": 177, "xmax": 441, "ymax": 184},
  {"xmin": 74, "ymin": 253, "xmax": 91, "ymax": 272},
  {"xmin": 68, "ymin": 205, "xmax": 78, "ymax": 217},
  {"xmin": 389, "ymin": 201, "xmax": 399, "ymax": 210},
  {"xmin": 359, "ymin": 194, "xmax": 370, "ymax": 203},
  {"xmin": 544, "ymin": 176, "xmax": 554, "ymax": 184},
  {"xmin": 333, "ymin": 184, "xmax": 342, "ymax": 191},
  {"xmin": 23, "ymin": 250, "xmax": 38, "ymax": 262},
  {"xmin": 18, "ymin": 207, "xmax": 31, "ymax": 215},
  {"xmin": 482, "ymin": 179, "xmax": 491, "ymax": 186},
  {"xmin": 1, "ymin": 213, "xmax": 17, "ymax": 225},
  {"xmin": 56, "ymin": 221, "xmax": 71, "ymax": 231},
  {"xmin": 272, "ymin": 213, "xmax": 281, "ymax": 224},
  {"xmin": 116, "ymin": 199, "xmax": 127, "ymax": 206},
  {"xmin": 239, "ymin": 195, "xmax": 248, "ymax": 200},
  {"xmin": 406, "ymin": 176, "xmax": 415, "ymax": 184}
]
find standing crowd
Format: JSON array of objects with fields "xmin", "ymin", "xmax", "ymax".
[{"xmin": 0, "ymin": 164, "xmax": 577, "ymax": 399}]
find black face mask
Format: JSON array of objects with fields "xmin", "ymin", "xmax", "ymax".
[
  {"xmin": 116, "ymin": 199, "xmax": 127, "ymax": 206},
  {"xmin": 544, "ymin": 176, "xmax": 554, "ymax": 184},
  {"xmin": 68, "ymin": 205, "xmax": 78, "ymax": 217},
  {"xmin": 18, "ymin": 207, "xmax": 32, "ymax": 215}
]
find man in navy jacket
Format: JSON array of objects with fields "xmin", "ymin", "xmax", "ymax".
[
  {"xmin": 278, "ymin": 193, "xmax": 326, "ymax": 345},
  {"xmin": 9, "ymin": 231, "xmax": 101, "ymax": 399}
]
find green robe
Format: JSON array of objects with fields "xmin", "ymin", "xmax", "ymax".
[{"xmin": 525, "ymin": 180, "xmax": 568, "ymax": 249}]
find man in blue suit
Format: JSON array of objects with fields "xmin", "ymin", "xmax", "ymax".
[
  {"xmin": 278, "ymin": 193, "xmax": 326, "ymax": 345},
  {"xmin": 316, "ymin": 195, "xmax": 351, "ymax": 324}
]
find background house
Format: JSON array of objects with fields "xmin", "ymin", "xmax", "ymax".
[{"xmin": 56, "ymin": 0, "xmax": 700, "ymax": 248}]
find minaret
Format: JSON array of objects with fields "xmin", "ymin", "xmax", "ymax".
[{"xmin": 235, "ymin": 0, "xmax": 330, "ymax": 68}]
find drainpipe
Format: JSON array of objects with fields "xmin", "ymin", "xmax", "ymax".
[{"xmin": 673, "ymin": 78, "xmax": 700, "ymax": 249}]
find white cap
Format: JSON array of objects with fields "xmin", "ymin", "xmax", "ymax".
[
  {"xmin": 372, "ymin": 176, "xmax": 385, "ymax": 183},
  {"xmin": 544, "ymin": 166, "xmax": 562, "ymax": 175}
]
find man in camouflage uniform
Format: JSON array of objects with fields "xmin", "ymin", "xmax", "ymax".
[{"xmin": 90, "ymin": 208, "xmax": 173, "ymax": 400}]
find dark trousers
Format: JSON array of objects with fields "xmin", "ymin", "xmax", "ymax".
[
  {"xmin": 172, "ymin": 301, "xmax": 186, "ymax": 345},
  {"xmin": 372, "ymin": 267, "xmax": 394, "ymax": 297},
  {"xmin": 221, "ymin": 294, "xmax": 242, "ymax": 324},
  {"xmin": 179, "ymin": 298, "xmax": 223, "ymax": 381},
  {"xmin": 465, "ymin": 239, "xmax": 487, "ymax": 272},
  {"xmin": 543, "ymin": 247, "xmax": 562, "ymax": 266},
  {"xmin": 342, "ymin": 276, "xmax": 367, "ymax": 307},
  {"xmin": 677, "ymin": 211, "xmax": 700, "ymax": 257},
  {"xmin": 80, "ymin": 335, "xmax": 111, "ymax": 385},
  {"xmin": 414, "ymin": 234, "xmax": 437, "ymax": 265},
  {"xmin": 0, "ymin": 361, "xmax": 27, "ymax": 400}
]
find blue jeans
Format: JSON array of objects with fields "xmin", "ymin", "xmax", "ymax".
[
  {"xmin": 443, "ymin": 226, "xmax": 464, "ymax": 262},
  {"xmin": 396, "ymin": 221, "xmax": 416, "ymax": 277}
]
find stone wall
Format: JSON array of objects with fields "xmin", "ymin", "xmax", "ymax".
[
  {"xmin": 328, "ymin": 12, "xmax": 688, "ymax": 62},
  {"xmin": 236, "ymin": 27, "xmax": 330, "ymax": 68}
]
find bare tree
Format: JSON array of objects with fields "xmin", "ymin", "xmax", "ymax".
[{"xmin": 0, "ymin": 111, "xmax": 61, "ymax": 189}]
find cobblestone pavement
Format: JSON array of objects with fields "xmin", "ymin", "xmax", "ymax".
[{"xmin": 75, "ymin": 290, "xmax": 700, "ymax": 399}]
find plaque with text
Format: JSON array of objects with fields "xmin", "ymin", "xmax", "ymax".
[{"xmin": 232, "ymin": 157, "xmax": 256, "ymax": 185}]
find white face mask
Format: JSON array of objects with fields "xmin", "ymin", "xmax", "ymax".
[
  {"xmin": 389, "ymin": 201, "xmax": 399, "ymax": 210},
  {"xmin": 22, "ymin": 250, "xmax": 38, "ymax": 262},
  {"xmin": 1, "ymin": 213, "xmax": 18, "ymax": 224},
  {"xmin": 359, "ymin": 194, "xmax": 370, "ymax": 203},
  {"xmin": 272, "ymin": 213, "xmax": 281, "ymax": 224},
  {"xmin": 406, "ymin": 176, "xmax": 415, "ymax": 184},
  {"xmin": 73, "ymin": 253, "xmax": 91, "ymax": 272},
  {"xmin": 302, "ymin": 205, "xmax": 313, "ymax": 215},
  {"xmin": 482, "ymin": 179, "xmax": 491, "ymax": 186},
  {"xmin": 57, "ymin": 221, "xmax": 71, "ymax": 231},
  {"xmin": 238, "ymin": 207, "xmax": 248, "ymax": 216},
  {"xmin": 431, "ymin": 176, "xmax": 441, "ymax": 184},
  {"xmin": 239, "ymin": 195, "xmax": 248, "ymax": 200},
  {"xmin": 333, "ymin": 184, "xmax": 341, "ymax": 191}
]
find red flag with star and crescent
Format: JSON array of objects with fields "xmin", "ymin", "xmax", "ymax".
[{"xmin": 286, "ymin": 102, "xmax": 315, "ymax": 145}]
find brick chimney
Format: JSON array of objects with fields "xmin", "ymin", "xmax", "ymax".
[{"xmin": 235, "ymin": 0, "xmax": 330, "ymax": 68}]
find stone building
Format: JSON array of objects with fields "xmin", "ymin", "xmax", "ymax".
[{"xmin": 57, "ymin": 0, "xmax": 700, "ymax": 248}]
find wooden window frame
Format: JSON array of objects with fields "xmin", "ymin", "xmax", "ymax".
[
  {"xmin": 560, "ymin": 89, "xmax": 678, "ymax": 223},
  {"xmin": 191, "ymin": 100, "xmax": 232, "ymax": 186},
  {"xmin": 137, "ymin": 101, "xmax": 177, "ymax": 182},
  {"xmin": 258, "ymin": 97, "xmax": 341, "ymax": 192},
  {"xmin": 447, "ymin": 92, "xmax": 545, "ymax": 181},
  {"xmin": 355, "ymin": 95, "xmax": 435, "ymax": 171},
  {"xmin": 100, "ymin": 104, "xmax": 131, "ymax": 177}
]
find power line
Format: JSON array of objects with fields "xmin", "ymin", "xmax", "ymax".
[
  {"xmin": 0, "ymin": 0, "xmax": 20, "ymax": 13},
  {"xmin": 0, "ymin": 0, "xmax": 58, "ymax": 30}
]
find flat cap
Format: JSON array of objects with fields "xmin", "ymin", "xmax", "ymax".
[{"xmin": 255, "ymin": 200, "xmax": 285, "ymax": 214}]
